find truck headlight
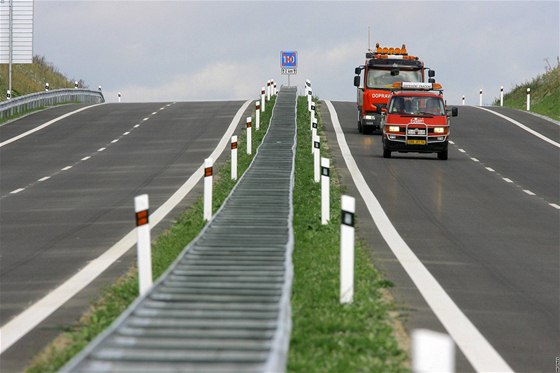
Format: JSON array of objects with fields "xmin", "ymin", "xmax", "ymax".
[
  {"xmin": 388, "ymin": 126, "xmax": 400, "ymax": 132},
  {"xmin": 434, "ymin": 127, "xmax": 445, "ymax": 134},
  {"xmin": 365, "ymin": 115, "xmax": 375, "ymax": 120}
]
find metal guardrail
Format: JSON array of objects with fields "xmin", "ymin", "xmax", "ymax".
[
  {"xmin": 0, "ymin": 89, "xmax": 105, "ymax": 120},
  {"xmin": 61, "ymin": 86, "xmax": 297, "ymax": 373}
]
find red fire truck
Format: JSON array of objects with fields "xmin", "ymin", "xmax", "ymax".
[
  {"xmin": 381, "ymin": 82, "xmax": 458, "ymax": 160},
  {"xmin": 353, "ymin": 43, "xmax": 434, "ymax": 134}
]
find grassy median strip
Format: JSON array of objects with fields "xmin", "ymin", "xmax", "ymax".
[
  {"xmin": 26, "ymin": 97, "xmax": 275, "ymax": 373},
  {"xmin": 288, "ymin": 96, "xmax": 407, "ymax": 372}
]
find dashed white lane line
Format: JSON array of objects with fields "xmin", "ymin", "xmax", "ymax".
[
  {"xmin": 325, "ymin": 100, "xmax": 513, "ymax": 372},
  {"xmin": 134, "ymin": 124, "xmax": 140, "ymax": 128},
  {"xmin": 485, "ymin": 167, "xmax": 495, "ymax": 172},
  {"xmin": 523, "ymin": 190, "xmax": 536, "ymax": 196},
  {"xmin": 10, "ymin": 188, "xmax": 25, "ymax": 194},
  {"xmin": 143, "ymin": 117, "xmax": 149, "ymax": 121},
  {"xmin": 471, "ymin": 157, "xmax": 480, "ymax": 162},
  {"xmin": 123, "ymin": 132, "xmax": 130, "ymax": 136},
  {"xmin": 111, "ymin": 139, "xmax": 119, "ymax": 144},
  {"xmin": 97, "ymin": 147, "xmax": 106, "ymax": 152},
  {"xmin": 38, "ymin": 176, "xmax": 50, "ymax": 182},
  {"xmin": 61, "ymin": 166, "xmax": 72, "ymax": 171},
  {"xmin": 549, "ymin": 203, "xmax": 560, "ymax": 210},
  {"xmin": 151, "ymin": 112, "xmax": 157, "ymax": 115},
  {"xmin": 0, "ymin": 100, "xmax": 250, "ymax": 355},
  {"xmin": 502, "ymin": 177, "xmax": 514, "ymax": 183},
  {"xmin": 458, "ymin": 148, "xmax": 466, "ymax": 153},
  {"xmin": 81, "ymin": 156, "xmax": 91, "ymax": 161}
]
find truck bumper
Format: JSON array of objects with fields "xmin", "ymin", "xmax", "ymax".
[{"xmin": 382, "ymin": 137, "xmax": 448, "ymax": 153}]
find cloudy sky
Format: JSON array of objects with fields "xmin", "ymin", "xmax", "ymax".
[{"xmin": 34, "ymin": 0, "xmax": 559, "ymax": 105}]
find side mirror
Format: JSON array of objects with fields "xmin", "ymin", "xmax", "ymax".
[
  {"xmin": 428, "ymin": 69, "xmax": 436, "ymax": 78},
  {"xmin": 353, "ymin": 75, "xmax": 361, "ymax": 87},
  {"xmin": 354, "ymin": 67, "xmax": 362, "ymax": 75}
]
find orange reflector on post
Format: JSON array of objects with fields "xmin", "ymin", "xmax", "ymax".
[
  {"xmin": 136, "ymin": 209, "xmax": 149, "ymax": 226},
  {"xmin": 231, "ymin": 141, "xmax": 238, "ymax": 149},
  {"xmin": 205, "ymin": 166, "xmax": 213, "ymax": 177}
]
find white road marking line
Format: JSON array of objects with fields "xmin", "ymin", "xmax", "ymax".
[
  {"xmin": 123, "ymin": 132, "xmax": 130, "ymax": 136},
  {"xmin": 458, "ymin": 148, "xmax": 466, "ymax": 153},
  {"xmin": 38, "ymin": 176, "xmax": 50, "ymax": 182},
  {"xmin": 61, "ymin": 166, "xmax": 72, "ymax": 171},
  {"xmin": 10, "ymin": 188, "xmax": 25, "ymax": 194},
  {"xmin": 485, "ymin": 167, "xmax": 495, "ymax": 172},
  {"xmin": 449, "ymin": 140, "xmax": 455, "ymax": 145},
  {"xmin": 549, "ymin": 203, "xmax": 560, "ymax": 210},
  {"xmin": 81, "ymin": 156, "xmax": 91, "ymax": 161},
  {"xmin": 97, "ymin": 147, "xmax": 106, "ymax": 152},
  {"xmin": 0, "ymin": 99, "xmax": 252, "ymax": 355},
  {"xmin": 111, "ymin": 139, "xmax": 119, "ymax": 144},
  {"xmin": 471, "ymin": 157, "xmax": 479, "ymax": 162},
  {"xmin": 0, "ymin": 104, "xmax": 104, "ymax": 148},
  {"xmin": 325, "ymin": 100, "xmax": 513, "ymax": 372},
  {"xmin": 151, "ymin": 112, "xmax": 157, "ymax": 115},
  {"xmin": 523, "ymin": 190, "xmax": 536, "ymax": 196},
  {"xmin": 502, "ymin": 177, "xmax": 514, "ymax": 183},
  {"xmin": 143, "ymin": 117, "xmax": 149, "ymax": 121},
  {"xmin": 134, "ymin": 124, "xmax": 140, "ymax": 128},
  {"xmin": 475, "ymin": 106, "xmax": 560, "ymax": 148}
]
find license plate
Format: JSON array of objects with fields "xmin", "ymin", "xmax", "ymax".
[{"xmin": 407, "ymin": 139, "xmax": 426, "ymax": 145}]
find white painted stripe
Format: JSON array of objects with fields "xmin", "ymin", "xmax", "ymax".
[
  {"xmin": 502, "ymin": 178, "xmax": 513, "ymax": 183},
  {"xmin": 123, "ymin": 132, "xmax": 130, "ymax": 136},
  {"xmin": 0, "ymin": 100, "xmax": 252, "ymax": 355},
  {"xmin": 449, "ymin": 140, "xmax": 455, "ymax": 145},
  {"xmin": 97, "ymin": 147, "xmax": 106, "ymax": 152},
  {"xmin": 143, "ymin": 117, "xmax": 149, "ymax": 121},
  {"xmin": 61, "ymin": 166, "xmax": 72, "ymax": 171},
  {"xmin": 134, "ymin": 124, "xmax": 140, "ymax": 128},
  {"xmin": 10, "ymin": 188, "xmax": 24, "ymax": 194},
  {"xmin": 458, "ymin": 148, "xmax": 466, "ymax": 153},
  {"xmin": 475, "ymin": 106, "xmax": 560, "ymax": 148},
  {"xmin": 38, "ymin": 176, "xmax": 50, "ymax": 182},
  {"xmin": 549, "ymin": 203, "xmax": 560, "ymax": 210},
  {"xmin": 523, "ymin": 189, "xmax": 536, "ymax": 196},
  {"xmin": 0, "ymin": 104, "xmax": 104, "ymax": 148},
  {"xmin": 81, "ymin": 156, "xmax": 91, "ymax": 161},
  {"xmin": 111, "ymin": 139, "xmax": 119, "ymax": 144},
  {"xmin": 325, "ymin": 100, "xmax": 513, "ymax": 372},
  {"xmin": 485, "ymin": 167, "xmax": 495, "ymax": 172},
  {"xmin": 471, "ymin": 157, "xmax": 480, "ymax": 162},
  {"xmin": 152, "ymin": 112, "xmax": 157, "ymax": 115}
]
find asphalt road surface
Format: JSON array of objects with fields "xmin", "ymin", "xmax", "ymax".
[
  {"xmin": 322, "ymin": 102, "xmax": 559, "ymax": 373},
  {"xmin": 0, "ymin": 101, "xmax": 250, "ymax": 372}
]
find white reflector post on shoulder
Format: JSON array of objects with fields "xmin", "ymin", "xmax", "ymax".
[{"xmin": 135, "ymin": 194, "xmax": 153, "ymax": 296}]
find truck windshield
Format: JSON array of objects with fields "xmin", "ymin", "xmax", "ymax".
[
  {"xmin": 367, "ymin": 69, "xmax": 422, "ymax": 89},
  {"xmin": 389, "ymin": 96, "xmax": 445, "ymax": 116}
]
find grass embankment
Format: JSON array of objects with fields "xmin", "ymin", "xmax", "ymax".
[
  {"xmin": 0, "ymin": 55, "xmax": 79, "ymax": 101},
  {"xmin": 495, "ymin": 62, "xmax": 560, "ymax": 120},
  {"xmin": 288, "ymin": 97, "xmax": 407, "ymax": 372},
  {"xmin": 26, "ymin": 97, "xmax": 276, "ymax": 372}
]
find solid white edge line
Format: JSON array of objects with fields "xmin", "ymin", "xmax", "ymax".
[
  {"xmin": 0, "ymin": 99, "xmax": 251, "ymax": 355},
  {"xmin": 324, "ymin": 100, "xmax": 513, "ymax": 372},
  {"xmin": 0, "ymin": 104, "xmax": 105, "ymax": 148},
  {"xmin": 474, "ymin": 106, "xmax": 560, "ymax": 149}
]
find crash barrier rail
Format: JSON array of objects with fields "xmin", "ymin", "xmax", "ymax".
[
  {"xmin": 62, "ymin": 86, "xmax": 297, "ymax": 373},
  {"xmin": 0, "ymin": 89, "xmax": 105, "ymax": 121}
]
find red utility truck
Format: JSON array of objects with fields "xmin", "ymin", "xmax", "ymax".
[
  {"xmin": 353, "ymin": 43, "xmax": 435, "ymax": 134},
  {"xmin": 381, "ymin": 82, "xmax": 458, "ymax": 160}
]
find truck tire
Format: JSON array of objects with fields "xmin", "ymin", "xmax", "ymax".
[
  {"xmin": 437, "ymin": 150, "xmax": 448, "ymax": 160},
  {"xmin": 358, "ymin": 120, "xmax": 362, "ymax": 133},
  {"xmin": 383, "ymin": 148, "xmax": 391, "ymax": 158}
]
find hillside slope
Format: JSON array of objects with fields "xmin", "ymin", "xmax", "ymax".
[
  {"xmin": 0, "ymin": 56, "xmax": 83, "ymax": 101},
  {"xmin": 495, "ymin": 61, "xmax": 560, "ymax": 121}
]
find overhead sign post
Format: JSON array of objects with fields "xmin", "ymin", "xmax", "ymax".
[{"xmin": 281, "ymin": 51, "xmax": 297, "ymax": 86}]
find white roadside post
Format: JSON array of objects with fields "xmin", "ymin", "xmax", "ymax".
[
  {"xmin": 311, "ymin": 119, "xmax": 318, "ymax": 154},
  {"xmin": 74, "ymin": 81, "xmax": 78, "ymax": 89},
  {"xmin": 310, "ymin": 102, "xmax": 316, "ymax": 130},
  {"xmin": 462, "ymin": 96, "xmax": 465, "ymax": 105},
  {"xmin": 255, "ymin": 101, "xmax": 261, "ymax": 131},
  {"xmin": 267, "ymin": 80, "xmax": 271, "ymax": 101},
  {"xmin": 261, "ymin": 87, "xmax": 266, "ymax": 113},
  {"xmin": 231, "ymin": 136, "xmax": 238, "ymax": 180},
  {"xmin": 314, "ymin": 134, "xmax": 320, "ymax": 183},
  {"xmin": 526, "ymin": 87, "xmax": 531, "ymax": 111},
  {"xmin": 412, "ymin": 329, "xmax": 455, "ymax": 373},
  {"xmin": 45, "ymin": 82, "xmax": 49, "ymax": 92},
  {"xmin": 479, "ymin": 89, "xmax": 483, "ymax": 106},
  {"xmin": 273, "ymin": 82, "xmax": 277, "ymax": 95},
  {"xmin": 500, "ymin": 86, "xmax": 504, "ymax": 107},
  {"xmin": 6, "ymin": 90, "xmax": 11, "ymax": 100},
  {"xmin": 308, "ymin": 89, "xmax": 313, "ymax": 112},
  {"xmin": 246, "ymin": 117, "xmax": 252, "ymax": 155},
  {"xmin": 204, "ymin": 158, "xmax": 213, "ymax": 221},
  {"xmin": 118, "ymin": 92, "xmax": 122, "ymax": 103},
  {"xmin": 135, "ymin": 194, "xmax": 153, "ymax": 296},
  {"xmin": 321, "ymin": 157, "xmax": 330, "ymax": 225},
  {"xmin": 340, "ymin": 195, "xmax": 355, "ymax": 304}
]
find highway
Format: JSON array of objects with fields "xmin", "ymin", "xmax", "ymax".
[
  {"xmin": 0, "ymin": 101, "xmax": 250, "ymax": 371},
  {"xmin": 322, "ymin": 102, "xmax": 559, "ymax": 372}
]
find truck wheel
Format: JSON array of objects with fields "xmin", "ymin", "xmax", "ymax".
[
  {"xmin": 383, "ymin": 148, "xmax": 391, "ymax": 158},
  {"xmin": 437, "ymin": 150, "xmax": 448, "ymax": 160},
  {"xmin": 357, "ymin": 120, "xmax": 362, "ymax": 133}
]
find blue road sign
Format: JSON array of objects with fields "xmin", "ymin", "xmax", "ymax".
[{"xmin": 281, "ymin": 51, "xmax": 297, "ymax": 68}]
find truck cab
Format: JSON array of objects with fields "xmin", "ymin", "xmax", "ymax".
[
  {"xmin": 354, "ymin": 44, "xmax": 432, "ymax": 134},
  {"xmin": 381, "ymin": 82, "xmax": 458, "ymax": 160}
]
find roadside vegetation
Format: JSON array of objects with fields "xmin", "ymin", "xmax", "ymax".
[
  {"xmin": 0, "ymin": 55, "xmax": 80, "ymax": 101},
  {"xmin": 25, "ymin": 97, "xmax": 276, "ymax": 372},
  {"xmin": 288, "ymin": 96, "xmax": 407, "ymax": 372},
  {"xmin": 494, "ymin": 58, "xmax": 560, "ymax": 120}
]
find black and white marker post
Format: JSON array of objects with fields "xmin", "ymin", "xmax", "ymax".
[
  {"xmin": 118, "ymin": 92, "xmax": 122, "ymax": 103},
  {"xmin": 462, "ymin": 96, "xmax": 465, "ymax": 105},
  {"xmin": 500, "ymin": 86, "xmax": 504, "ymax": 107},
  {"xmin": 340, "ymin": 195, "xmax": 355, "ymax": 304},
  {"xmin": 311, "ymin": 119, "xmax": 317, "ymax": 154},
  {"xmin": 310, "ymin": 102, "xmax": 316, "ymax": 131},
  {"xmin": 321, "ymin": 157, "xmax": 330, "ymax": 225},
  {"xmin": 313, "ymin": 134, "xmax": 320, "ymax": 183},
  {"xmin": 267, "ymin": 80, "xmax": 271, "ymax": 101},
  {"xmin": 479, "ymin": 89, "xmax": 483, "ymax": 106},
  {"xmin": 526, "ymin": 87, "xmax": 531, "ymax": 111},
  {"xmin": 246, "ymin": 117, "xmax": 252, "ymax": 155},
  {"xmin": 255, "ymin": 101, "xmax": 260, "ymax": 131},
  {"xmin": 231, "ymin": 136, "xmax": 238, "ymax": 180},
  {"xmin": 135, "ymin": 194, "xmax": 153, "ymax": 296},
  {"xmin": 261, "ymin": 87, "xmax": 266, "ymax": 113},
  {"xmin": 45, "ymin": 82, "xmax": 49, "ymax": 92},
  {"xmin": 204, "ymin": 158, "xmax": 213, "ymax": 221},
  {"xmin": 308, "ymin": 89, "xmax": 313, "ymax": 112}
]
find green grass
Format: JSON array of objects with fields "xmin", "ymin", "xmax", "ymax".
[
  {"xmin": 288, "ymin": 97, "xmax": 407, "ymax": 372},
  {"xmin": 25, "ymin": 97, "xmax": 276, "ymax": 372},
  {"xmin": 494, "ymin": 63, "xmax": 560, "ymax": 120}
]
